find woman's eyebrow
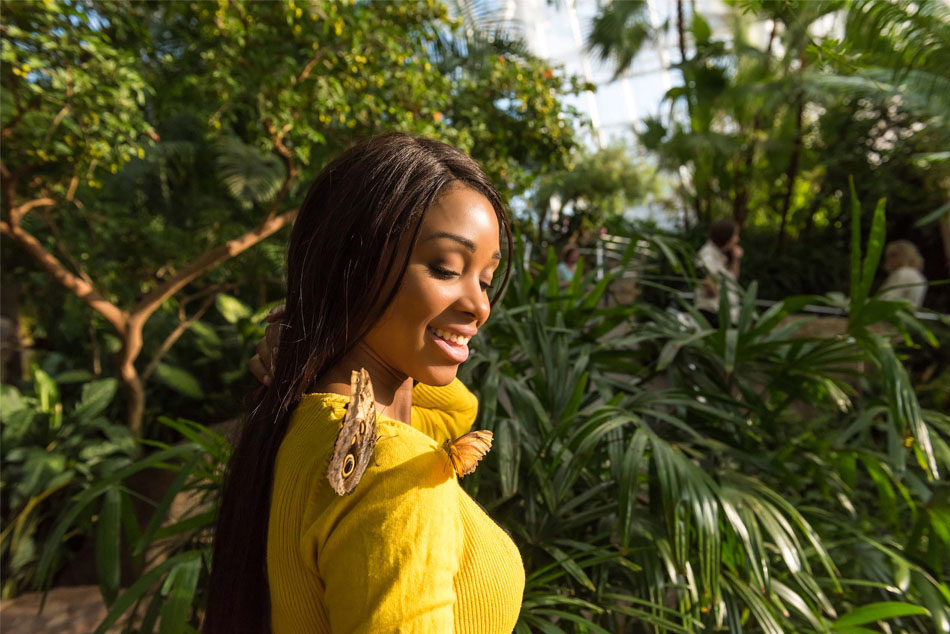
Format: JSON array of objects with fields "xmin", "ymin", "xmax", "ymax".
[{"xmin": 423, "ymin": 231, "xmax": 501, "ymax": 260}]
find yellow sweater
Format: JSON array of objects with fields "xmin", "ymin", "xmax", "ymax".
[{"xmin": 267, "ymin": 379, "xmax": 525, "ymax": 633}]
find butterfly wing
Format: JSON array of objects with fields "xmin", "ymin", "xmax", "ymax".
[
  {"xmin": 444, "ymin": 430, "xmax": 493, "ymax": 477},
  {"xmin": 326, "ymin": 368, "xmax": 378, "ymax": 495}
]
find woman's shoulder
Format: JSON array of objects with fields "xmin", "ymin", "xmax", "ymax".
[
  {"xmin": 890, "ymin": 266, "xmax": 926, "ymax": 283},
  {"xmin": 281, "ymin": 393, "xmax": 447, "ymax": 478}
]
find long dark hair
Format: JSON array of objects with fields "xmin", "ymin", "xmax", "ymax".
[{"xmin": 203, "ymin": 133, "xmax": 512, "ymax": 633}]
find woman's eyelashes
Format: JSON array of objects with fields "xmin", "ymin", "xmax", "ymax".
[
  {"xmin": 428, "ymin": 264, "xmax": 493, "ymax": 292},
  {"xmin": 428, "ymin": 264, "xmax": 458, "ymax": 280}
]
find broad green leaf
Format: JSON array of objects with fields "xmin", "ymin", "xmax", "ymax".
[
  {"xmin": 93, "ymin": 551, "xmax": 202, "ymax": 634},
  {"xmin": 153, "ymin": 363, "xmax": 204, "ymax": 399},
  {"xmin": 73, "ymin": 378, "xmax": 119, "ymax": 423},
  {"xmin": 857, "ymin": 197, "xmax": 887, "ymax": 308},
  {"xmin": 215, "ymin": 293, "xmax": 252, "ymax": 324},
  {"xmin": 159, "ymin": 555, "xmax": 202, "ymax": 634},
  {"xmin": 833, "ymin": 601, "xmax": 929, "ymax": 628},
  {"xmin": 95, "ymin": 487, "xmax": 122, "ymax": 606}
]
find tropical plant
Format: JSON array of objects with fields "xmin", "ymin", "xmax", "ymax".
[
  {"xmin": 455, "ymin": 194, "xmax": 947, "ymax": 631},
  {"xmin": 585, "ymin": 0, "xmax": 950, "ymax": 294},
  {"xmin": 34, "ymin": 416, "xmax": 227, "ymax": 633},
  {"xmin": 1, "ymin": 361, "xmax": 136, "ymax": 598}
]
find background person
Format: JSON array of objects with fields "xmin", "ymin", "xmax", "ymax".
[
  {"xmin": 557, "ymin": 245, "xmax": 580, "ymax": 286},
  {"xmin": 695, "ymin": 218, "xmax": 743, "ymax": 326},
  {"xmin": 879, "ymin": 239, "xmax": 928, "ymax": 307}
]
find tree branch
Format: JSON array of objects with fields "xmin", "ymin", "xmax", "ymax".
[
  {"xmin": 131, "ymin": 208, "xmax": 299, "ymax": 323},
  {"xmin": 10, "ymin": 197, "xmax": 55, "ymax": 225},
  {"xmin": 264, "ymin": 121, "xmax": 298, "ymax": 222},
  {"xmin": 0, "ymin": 220, "xmax": 128, "ymax": 331},
  {"xmin": 141, "ymin": 289, "xmax": 219, "ymax": 381}
]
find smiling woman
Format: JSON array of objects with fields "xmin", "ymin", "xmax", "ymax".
[{"xmin": 203, "ymin": 133, "xmax": 523, "ymax": 634}]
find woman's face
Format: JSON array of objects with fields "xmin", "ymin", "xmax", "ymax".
[
  {"xmin": 884, "ymin": 246, "xmax": 900, "ymax": 272},
  {"xmin": 362, "ymin": 186, "xmax": 501, "ymax": 386},
  {"xmin": 725, "ymin": 230, "xmax": 740, "ymax": 251}
]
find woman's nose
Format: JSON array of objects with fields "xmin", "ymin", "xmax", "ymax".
[{"xmin": 458, "ymin": 276, "xmax": 491, "ymax": 325}]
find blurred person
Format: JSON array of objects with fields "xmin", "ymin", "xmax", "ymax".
[
  {"xmin": 879, "ymin": 239, "xmax": 927, "ymax": 307},
  {"xmin": 695, "ymin": 218, "xmax": 743, "ymax": 327},
  {"xmin": 557, "ymin": 245, "xmax": 580, "ymax": 286},
  {"xmin": 205, "ymin": 133, "xmax": 523, "ymax": 634}
]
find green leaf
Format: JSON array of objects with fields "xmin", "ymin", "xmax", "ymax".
[
  {"xmin": 95, "ymin": 487, "xmax": 122, "ymax": 606},
  {"xmin": 692, "ymin": 13, "xmax": 712, "ymax": 43},
  {"xmin": 93, "ymin": 551, "xmax": 202, "ymax": 634},
  {"xmin": 73, "ymin": 378, "xmax": 119, "ymax": 423},
  {"xmin": 153, "ymin": 363, "xmax": 204, "ymax": 399},
  {"xmin": 215, "ymin": 293, "xmax": 252, "ymax": 324},
  {"xmin": 159, "ymin": 555, "xmax": 202, "ymax": 634},
  {"xmin": 31, "ymin": 365, "xmax": 60, "ymax": 417},
  {"xmin": 833, "ymin": 601, "xmax": 929, "ymax": 628},
  {"xmin": 913, "ymin": 199, "xmax": 950, "ymax": 227},
  {"xmin": 857, "ymin": 197, "xmax": 887, "ymax": 307},
  {"xmin": 133, "ymin": 454, "xmax": 202, "ymax": 558},
  {"xmin": 37, "ymin": 445, "xmax": 200, "ymax": 588}
]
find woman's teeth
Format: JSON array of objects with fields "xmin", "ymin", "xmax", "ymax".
[{"xmin": 432, "ymin": 328, "xmax": 470, "ymax": 345}]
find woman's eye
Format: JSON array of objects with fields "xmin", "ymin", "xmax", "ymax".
[
  {"xmin": 429, "ymin": 265, "xmax": 458, "ymax": 280},
  {"xmin": 479, "ymin": 280, "xmax": 492, "ymax": 292}
]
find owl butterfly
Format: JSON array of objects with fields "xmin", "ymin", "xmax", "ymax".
[
  {"xmin": 326, "ymin": 368, "xmax": 378, "ymax": 496},
  {"xmin": 443, "ymin": 430, "xmax": 493, "ymax": 478}
]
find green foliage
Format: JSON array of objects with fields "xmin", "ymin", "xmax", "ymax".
[
  {"xmin": 455, "ymin": 222, "xmax": 948, "ymax": 631},
  {"xmin": 0, "ymin": 0, "xmax": 153, "ymax": 192},
  {"xmin": 0, "ymin": 363, "xmax": 136, "ymax": 598},
  {"xmin": 534, "ymin": 145, "xmax": 647, "ymax": 240},
  {"xmin": 35, "ymin": 417, "xmax": 227, "ymax": 632},
  {"xmin": 589, "ymin": 0, "xmax": 949, "ymax": 305}
]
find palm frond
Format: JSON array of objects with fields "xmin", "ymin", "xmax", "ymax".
[
  {"xmin": 586, "ymin": 0, "xmax": 653, "ymax": 79},
  {"xmin": 213, "ymin": 135, "xmax": 286, "ymax": 210}
]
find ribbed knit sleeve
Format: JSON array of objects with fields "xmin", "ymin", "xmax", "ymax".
[
  {"xmin": 305, "ymin": 424, "xmax": 464, "ymax": 633},
  {"xmin": 411, "ymin": 378, "xmax": 479, "ymax": 444}
]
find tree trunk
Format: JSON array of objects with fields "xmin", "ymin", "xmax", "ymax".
[
  {"xmin": 940, "ymin": 207, "xmax": 950, "ymax": 276},
  {"xmin": 733, "ymin": 20, "xmax": 777, "ymax": 225},
  {"xmin": 676, "ymin": 0, "xmax": 691, "ymax": 121},
  {"xmin": 777, "ymin": 98, "xmax": 804, "ymax": 252},
  {"xmin": 2, "ymin": 201, "xmax": 298, "ymax": 435}
]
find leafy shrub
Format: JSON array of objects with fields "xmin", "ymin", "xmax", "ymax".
[{"xmin": 1, "ymin": 364, "xmax": 136, "ymax": 598}]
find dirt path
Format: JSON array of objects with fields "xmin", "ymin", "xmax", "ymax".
[{"xmin": 0, "ymin": 586, "xmax": 113, "ymax": 634}]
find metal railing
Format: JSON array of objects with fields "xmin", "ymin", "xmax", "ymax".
[{"xmin": 573, "ymin": 233, "xmax": 944, "ymax": 322}]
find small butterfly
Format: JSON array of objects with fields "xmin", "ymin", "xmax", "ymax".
[
  {"xmin": 443, "ymin": 430, "xmax": 493, "ymax": 478},
  {"xmin": 326, "ymin": 369, "xmax": 377, "ymax": 496}
]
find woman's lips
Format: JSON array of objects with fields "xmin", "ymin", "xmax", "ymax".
[{"xmin": 427, "ymin": 327, "xmax": 470, "ymax": 363}]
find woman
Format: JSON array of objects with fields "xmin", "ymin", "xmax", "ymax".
[
  {"xmin": 557, "ymin": 245, "xmax": 580, "ymax": 286},
  {"xmin": 695, "ymin": 218, "xmax": 743, "ymax": 327},
  {"xmin": 204, "ymin": 134, "xmax": 524, "ymax": 633},
  {"xmin": 879, "ymin": 239, "xmax": 927, "ymax": 307}
]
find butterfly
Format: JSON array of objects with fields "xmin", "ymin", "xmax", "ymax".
[
  {"xmin": 443, "ymin": 430, "xmax": 493, "ymax": 478},
  {"xmin": 326, "ymin": 368, "xmax": 378, "ymax": 496}
]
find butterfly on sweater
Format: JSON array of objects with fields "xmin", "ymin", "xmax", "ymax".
[
  {"xmin": 326, "ymin": 369, "xmax": 378, "ymax": 496},
  {"xmin": 444, "ymin": 430, "xmax": 493, "ymax": 478},
  {"xmin": 326, "ymin": 369, "xmax": 494, "ymax": 494}
]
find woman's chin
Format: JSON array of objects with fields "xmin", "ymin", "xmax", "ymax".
[{"xmin": 413, "ymin": 365, "xmax": 459, "ymax": 387}]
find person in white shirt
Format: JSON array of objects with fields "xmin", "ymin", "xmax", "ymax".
[
  {"xmin": 557, "ymin": 245, "xmax": 580, "ymax": 287},
  {"xmin": 879, "ymin": 240, "xmax": 927, "ymax": 307},
  {"xmin": 695, "ymin": 219, "xmax": 743, "ymax": 326}
]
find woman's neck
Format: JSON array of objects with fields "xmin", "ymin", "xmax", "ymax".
[{"xmin": 310, "ymin": 342, "xmax": 414, "ymax": 425}]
